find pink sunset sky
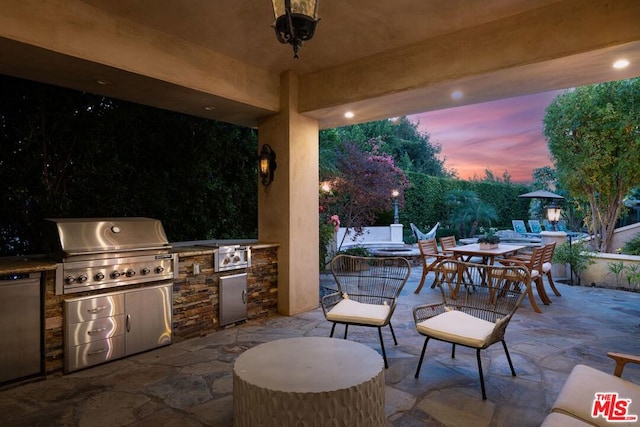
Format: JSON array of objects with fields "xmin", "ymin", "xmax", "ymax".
[{"xmin": 408, "ymin": 89, "xmax": 565, "ymax": 183}]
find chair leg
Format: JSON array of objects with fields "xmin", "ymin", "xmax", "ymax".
[
  {"xmin": 415, "ymin": 268, "xmax": 428, "ymax": 294},
  {"xmin": 526, "ymin": 282, "xmax": 542, "ymax": 313},
  {"xmin": 430, "ymin": 268, "xmax": 443, "ymax": 289},
  {"xmin": 476, "ymin": 349, "xmax": 487, "ymax": 400},
  {"xmin": 343, "ymin": 324, "xmax": 349, "ymax": 339},
  {"xmin": 502, "ymin": 340, "xmax": 516, "ymax": 377},
  {"xmin": 546, "ymin": 272, "xmax": 562, "ymax": 296},
  {"xmin": 388, "ymin": 322, "xmax": 398, "ymax": 345},
  {"xmin": 535, "ymin": 277, "xmax": 552, "ymax": 305},
  {"xmin": 378, "ymin": 327, "xmax": 389, "ymax": 369},
  {"xmin": 330, "ymin": 322, "xmax": 336, "ymax": 337},
  {"xmin": 415, "ymin": 337, "xmax": 430, "ymax": 378},
  {"xmin": 451, "ymin": 343, "xmax": 456, "ymax": 359}
]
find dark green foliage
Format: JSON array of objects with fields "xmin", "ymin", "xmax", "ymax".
[
  {"xmin": 553, "ymin": 241, "xmax": 595, "ymax": 285},
  {"xmin": 0, "ymin": 75, "xmax": 258, "ymax": 255},
  {"xmin": 402, "ymin": 173, "xmax": 530, "ymax": 235},
  {"xmin": 337, "ymin": 246, "xmax": 372, "ymax": 257},
  {"xmin": 622, "ymin": 233, "xmax": 640, "ymax": 256}
]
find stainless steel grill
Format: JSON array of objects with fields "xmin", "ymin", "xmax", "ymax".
[
  {"xmin": 43, "ymin": 217, "xmax": 176, "ymax": 373},
  {"xmin": 43, "ymin": 217, "xmax": 177, "ymax": 295}
]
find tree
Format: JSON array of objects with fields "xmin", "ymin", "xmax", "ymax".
[
  {"xmin": 543, "ymin": 78, "xmax": 640, "ymax": 252},
  {"xmin": 319, "ymin": 117, "xmax": 450, "ymax": 178},
  {"xmin": 443, "ymin": 189, "xmax": 498, "ymax": 238},
  {"xmin": 321, "ymin": 140, "xmax": 408, "ymax": 250}
]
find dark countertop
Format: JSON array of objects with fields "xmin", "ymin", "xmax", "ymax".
[
  {"xmin": 0, "ymin": 256, "xmax": 58, "ymax": 275},
  {"xmin": 0, "ymin": 241, "xmax": 279, "ymax": 274},
  {"xmin": 171, "ymin": 241, "xmax": 279, "ymax": 256}
]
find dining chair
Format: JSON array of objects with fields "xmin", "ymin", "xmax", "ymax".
[
  {"xmin": 413, "ymin": 259, "xmax": 531, "ymax": 400},
  {"xmin": 541, "ymin": 242, "xmax": 562, "ymax": 297},
  {"xmin": 414, "ymin": 238, "xmax": 450, "ymax": 293},
  {"xmin": 497, "ymin": 245, "xmax": 549, "ymax": 312},
  {"xmin": 321, "ymin": 255, "xmax": 411, "ymax": 368},
  {"xmin": 439, "ymin": 235, "xmax": 457, "ymax": 255}
]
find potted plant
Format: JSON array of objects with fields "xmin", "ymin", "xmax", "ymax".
[{"xmin": 477, "ymin": 227, "xmax": 500, "ymax": 250}]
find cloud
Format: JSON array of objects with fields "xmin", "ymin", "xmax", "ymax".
[{"xmin": 409, "ymin": 90, "xmax": 563, "ymax": 182}]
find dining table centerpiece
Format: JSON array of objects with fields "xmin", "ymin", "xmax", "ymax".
[{"xmin": 477, "ymin": 227, "xmax": 500, "ymax": 250}]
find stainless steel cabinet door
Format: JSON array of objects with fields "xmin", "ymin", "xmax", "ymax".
[
  {"xmin": 124, "ymin": 283, "xmax": 172, "ymax": 355},
  {"xmin": 220, "ymin": 273, "xmax": 247, "ymax": 326},
  {"xmin": 0, "ymin": 275, "xmax": 41, "ymax": 383}
]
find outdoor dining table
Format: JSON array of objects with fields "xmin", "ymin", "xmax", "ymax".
[
  {"xmin": 448, "ymin": 243, "xmax": 547, "ymax": 313},
  {"xmin": 449, "ymin": 243, "xmax": 527, "ymax": 265}
]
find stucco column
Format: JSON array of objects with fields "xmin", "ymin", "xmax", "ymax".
[{"xmin": 257, "ymin": 71, "xmax": 319, "ymax": 315}]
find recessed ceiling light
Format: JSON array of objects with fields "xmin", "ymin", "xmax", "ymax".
[
  {"xmin": 613, "ymin": 59, "xmax": 630, "ymax": 69},
  {"xmin": 204, "ymin": 106, "xmax": 216, "ymax": 111},
  {"xmin": 451, "ymin": 90, "xmax": 463, "ymax": 100},
  {"xmin": 344, "ymin": 111, "xmax": 354, "ymax": 119},
  {"xmin": 95, "ymin": 79, "xmax": 112, "ymax": 86}
]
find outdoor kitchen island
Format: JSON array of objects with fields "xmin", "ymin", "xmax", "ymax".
[{"xmin": 0, "ymin": 241, "xmax": 279, "ymax": 382}]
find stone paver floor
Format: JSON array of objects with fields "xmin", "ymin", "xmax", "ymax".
[{"xmin": 1, "ymin": 267, "xmax": 640, "ymax": 426}]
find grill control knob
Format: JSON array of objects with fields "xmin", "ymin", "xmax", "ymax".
[
  {"xmin": 111, "ymin": 271, "xmax": 121, "ymax": 279},
  {"xmin": 141, "ymin": 267, "xmax": 150, "ymax": 275},
  {"xmin": 125, "ymin": 269, "xmax": 136, "ymax": 277},
  {"xmin": 155, "ymin": 266, "xmax": 164, "ymax": 274},
  {"xmin": 65, "ymin": 275, "xmax": 76, "ymax": 284},
  {"xmin": 223, "ymin": 257, "xmax": 231, "ymax": 265},
  {"xmin": 77, "ymin": 274, "xmax": 88, "ymax": 283},
  {"xmin": 233, "ymin": 255, "xmax": 241, "ymax": 262},
  {"xmin": 95, "ymin": 272, "xmax": 105, "ymax": 281}
]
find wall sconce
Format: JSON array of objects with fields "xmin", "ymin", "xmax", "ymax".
[
  {"xmin": 546, "ymin": 201, "xmax": 562, "ymax": 231},
  {"xmin": 271, "ymin": 0, "xmax": 320, "ymax": 59},
  {"xmin": 259, "ymin": 144, "xmax": 277, "ymax": 187}
]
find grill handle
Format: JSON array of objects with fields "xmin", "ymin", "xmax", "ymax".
[
  {"xmin": 242, "ymin": 289, "xmax": 247, "ymax": 304},
  {"xmin": 126, "ymin": 314, "xmax": 131, "ymax": 332}
]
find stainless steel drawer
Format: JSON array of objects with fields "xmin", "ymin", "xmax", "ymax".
[
  {"xmin": 65, "ymin": 293, "xmax": 125, "ymax": 323},
  {"xmin": 66, "ymin": 314, "xmax": 126, "ymax": 346},
  {"xmin": 65, "ymin": 335, "xmax": 125, "ymax": 372}
]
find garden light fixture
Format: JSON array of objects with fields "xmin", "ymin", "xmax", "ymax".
[
  {"xmin": 546, "ymin": 201, "xmax": 562, "ymax": 231},
  {"xmin": 271, "ymin": 0, "xmax": 320, "ymax": 59},
  {"xmin": 392, "ymin": 189, "xmax": 400, "ymax": 224}
]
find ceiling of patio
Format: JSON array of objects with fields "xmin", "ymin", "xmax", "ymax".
[{"xmin": 0, "ymin": 0, "xmax": 639, "ymax": 128}]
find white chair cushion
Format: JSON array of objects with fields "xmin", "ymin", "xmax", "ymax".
[
  {"xmin": 531, "ymin": 270, "xmax": 540, "ymax": 279},
  {"xmin": 416, "ymin": 310, "xmax": 496, "ymax": 348},
  {"xmin": 542, "ymin": 262, "xmax": 552, "ymax": 273},
  {"xmin": 326, "ymin": 298, "xmax": 390, "ymax": 326}
]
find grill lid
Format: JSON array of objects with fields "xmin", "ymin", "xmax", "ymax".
[{"xmin": 44, "ymin": 217, "xmax": 170, "ymax": 256}]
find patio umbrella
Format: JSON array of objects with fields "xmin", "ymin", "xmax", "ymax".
[{"xmin": 518, "ymin": 190, "xmax": 564, "ymax": 199}]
